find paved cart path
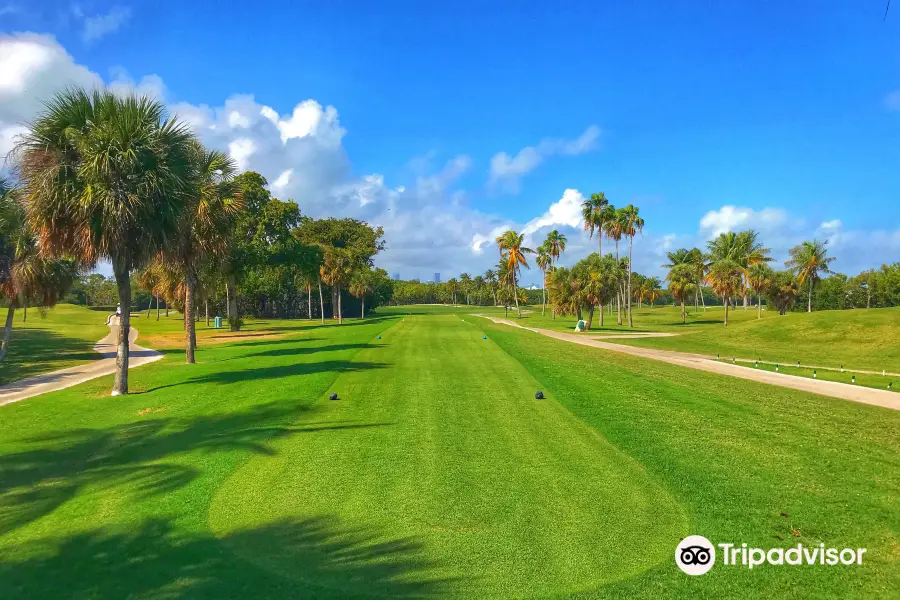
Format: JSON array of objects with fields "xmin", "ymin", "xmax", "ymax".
[
  {"xmin": 0, "ymin": 316, "xmax": 162, "ymax": 406},
  {"xmin": 475, "ymin": 314, "xmax": 900, "ymax": 411}
]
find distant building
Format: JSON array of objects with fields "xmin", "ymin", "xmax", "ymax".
[{"xmin": 434, "ymin": 272, "xmax": 441, "ymax": 284}]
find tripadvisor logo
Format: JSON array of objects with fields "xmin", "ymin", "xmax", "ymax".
[{"xmin": 675, "ymin": 535, "xmax": 867, "ymax": 575}]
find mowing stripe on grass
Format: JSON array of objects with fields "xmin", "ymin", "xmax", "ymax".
[{"xmin": 209, "ymin": 315, "xmax": 687, "ymax": 599}]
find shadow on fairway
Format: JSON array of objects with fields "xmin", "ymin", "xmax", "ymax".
[
  {"xmin": 244, "ymin": 342, "xmax": 377, "ymax": 359},
  {"xmin": 0, "ymin": 329, "xmax": 99, "ymax": 385},
  {"xmin": 0, "ymin": 401, "xmax": 392, "ymax": 535},
  {"xmin": 0, "ymin": 515, "xmax": 455, "ymax": 599}
]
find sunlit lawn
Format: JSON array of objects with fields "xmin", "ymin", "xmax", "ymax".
[{"xmin": 0, "ymin": 310, "xmax": 897, "ymax": 598}]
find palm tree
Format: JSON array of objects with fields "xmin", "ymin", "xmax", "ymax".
[
  {"xmin": 706, "ymin": 259, "xmax": 744, "ymax": 326},
  {"xmin": 707, "ymin": 230, "xmax": 772, "ymax": 309},
  {"xmin": 484, "ymin": 269, "xmax": 498, "ymax": 306},
  {"xmin": 536, "ymin": 243, "xmax": 551, "ymax": 316},
  {"xmin": 0, "ymin": 181, "xmax": 76, "ymax": 360},
  {"xmin": 447, "ymin": 277, "xmax": 459, "ymax": 304},
  {"xmin": 785, "ymin": 239, "xmax": 836, "ymax": 312},
  {"xmin": 581, "ymin": 192, "xmax": 609, "ymax": 256},
  {"xmin": 156, "ymin": 142, "xmax": 241, "ymax": 363},
  {"xmin": 349, "ymin": 269, "xmax": 374, "ymax": 318},
  {"xmin": 747, "ymin": 263, "xmax": 774, "ymax": 319},
  {"xmin": 687, "ymin": 248, "xmax": 707, "ymax": 312},
  {"xmin": 619, "ymin": 205, "xmax": 644, "ymax": 328},
  {"xmin": 16, "ymin": 89, "xmax": 193, "ymax": 395},
  {"xmin": 544, "ymin": 229, "xmax": 567, "ymax": 318},
  {"xmin": 666, "ymin": 264, "xmax": 695, "ymax": 324},
  {"xmin": 646, "ymin": 277, "xmax": 662, "ymax": 308},
  {"xmin": 459, "ymin": 272, "xmax": 472, "ymax": 305},
  {"xmin": 135, "ymin": 265, "xmax": 163, "ymax": 320},
  {"xmin": 495, "ymin": 230, "xmax": 533, "ymax": 317},
  {"xmin": 320, "ymin": 248, "xmax": 352, "ymax": 324},
  {"xmin": 603, "ymin": 208, "xmax": 625, "ymax": 325}
]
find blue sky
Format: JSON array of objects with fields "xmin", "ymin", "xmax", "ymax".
[{"xmin": 1, "ymin": 1, "xmax": 899, "ymax": 282}]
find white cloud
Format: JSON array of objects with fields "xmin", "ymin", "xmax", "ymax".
[
  {"xmin": 0, "ymin": 33, "xmax": 102, "ymax": 164},
  {"xmin": 82, "ymin": 6, "xmax": 132, "ymax": 43},
  {"xmin": 488, "ymin": 125, "xmax": 600, "ymax": 194},
  {"xmin": 521, "ymin": 188, "xmax": 585, "ymax": 236},
  {"xmin": 698, "ymin": 205, "xmax": 789, "ymax": 239},
  {"xmin": 885, "ymin": 90, "xmax": 900, "ymax": 111},
  {"xmin": 228, "ymin": 138, "xmax": 257, "ymax": 171}
]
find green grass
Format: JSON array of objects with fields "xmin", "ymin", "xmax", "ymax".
[
  {"xmin": 0, "ymin": 304, "xmax": 110, "ymax": 385},
  {"xmin": 0, "ymin": 311, "xmax": 897, "ymax": 598},
  {"xmin": 469, "ymin": 304, "xmax": 900, "ymax": 373},
  {"xmin": 718, "ymin": 360, "xmax": 898, "ymax": 392}
]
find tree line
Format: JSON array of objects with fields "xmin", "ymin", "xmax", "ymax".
[{"xmin": 0, "ymin": 89, "xmax": 390, "ymax": 393}]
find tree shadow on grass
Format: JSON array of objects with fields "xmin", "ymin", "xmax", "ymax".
[
  {"xmin": 0, "ymin": 401, "xmax": 392, "ymax": 535},
  {"xmin": 0, "ymin": 329, "xmax": 99, "ymax": 385},
  {"xmin": 0, "ymin": 515, "xmax": 456, "ymax": 599},
  {"xmin": 243, "ymin": 342, "xmax": 377, "ymax": 360}
]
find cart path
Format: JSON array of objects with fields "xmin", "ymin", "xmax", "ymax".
[
  {"xmin": 474, "ymin": 314, "xmax": 900, "ymax": 411},
  {"xmin": 0, "ymin": 316, "xmax": 163, "ymax": 406}
]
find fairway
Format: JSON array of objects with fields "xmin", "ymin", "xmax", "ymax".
[
  {"xmin": 1, "ymin": 310, "xmax": 898, "ymax": 599},
  {"xmin": 210, "ymin": 315, "xmax": 685, "ymax": 597}
]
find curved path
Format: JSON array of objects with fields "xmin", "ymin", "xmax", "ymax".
[
  {"xmin": 475, "ymin": 314, "xmax": 900, "ymax": 411},
  {"xmin": 0, "ymin": 316, "xmax": 162, "ymax": 406}
]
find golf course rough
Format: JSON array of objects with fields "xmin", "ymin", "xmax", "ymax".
[{"xmin": 209, "ymin": 315, "xmax": 687, "ymax": 598}]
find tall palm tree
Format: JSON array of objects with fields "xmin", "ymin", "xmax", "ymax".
[
  {"xmin": 0, "ymin": 181, "xmax": 76, "ymax": 360},
  {"xmin": 447, "ymin": 277, "xmax": 459, "ymax": 304},
  {"xmin": 156, "ymin": 142, "xmax": 241, "ymax": 363},
  {"xmin": 746, "ymin": 263, "xmax": 774, "ymax": 319},
  {"xmin": 666, "ymin": 263, "xmax": 695, "ymax": 324},
  {"xmin": 496, "ymin": 230, "xmax": 533, "ymax": 317},
  {"xmin": 603, "ymin": 208, "xmax": 625, "ymax": 324},
  {"xmin": 320, "ymin": 248, "xmax": 353, "ymax": 324},
  {"xmin": 785, "ymin": 239, "xmax": 836, "ymax": 313},
  {"xmin": 536, "ymin": 243, "xmax": 551, "ymax": 316},
  {"xmin": 16, "ymin": 89, "xmax": 193, "ymax": 395},
  {"xmin": 707, "ymin": 230, "xmax": 772, "ymax": 309},
  {"xmin": 687, "ymin": 247, "xmax": 708, "ymax": 312},
  {"xmin": 706, "ymin": 259, "xmax": 744, "ymax": 326},
  {"xmin": 581, "ymin": 192, "xmax": 609, "ymax": 256},
  {"xmin": 544, "ymin": 229, "xmax": 567, "ymax": 318},
  {"xmin": 483, "ymin": 269, "xmax": 498, "ymax": 305},
  {"xmin": 349, "ymin": 269, "xmax": 374, "ymax": 318},
  {"xmin": 646, "ymin": 277, "xmax": 662, "ymax": 308},
  {"xmin": 459, "ymin": 272, "xmax": 472, "ymax": 305},
  {"xmin": 619, "ymin": 205, "xmax": 644, "ymax": 328}
]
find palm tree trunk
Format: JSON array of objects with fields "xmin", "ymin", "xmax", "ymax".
[
  {"xmin": 586, "ymin": 305, "xmax": 594, "ymax": 330},
  {"xmin": 808, "ymin": 279, "xmax": 813, "ymax": 312},
  {"xmin": 361, "ymin": 297, "xmax": 365, "ymax": 319},
  {"xmin": 512, "ymin": 274, "xmax": 521, "ymax": 317},
  {"xmin": 541, "ymin": 268, "xmax": 546, "ymax": 316},
  {"xmin": 308, "ymin": 284, "xmax": 313, "ymax": 319},
  {"xmin": 317, "ymin": 277, "xmax": 325, "ymax": 325},
  {"xmin": 112, "ymin": 260, "xmax": 132, "ymax": 395},
  {"xmin": 700, "ymin": 283, "xmax": 707, "ymax": 311},
  {"xmin": 0, "ymin": 304, "xmax": 15, "ymax": 361},
  {"xmin": 156, "ymin": 295, "xmax": 160, "ymax": 320},
  {"xmin": 681, "ymin": 299, "xmax": 686, "ymax": 324},
  {"xmin": 22, "ymin": 304, "xmax": 26, "ymax": 322},
  {"xmin": 226, "ymin": 274, "xmax": 239, "ymax": 331},
  {"xmin": 184, "ymin": 268, "xmax": 197, "ymax": 364},
  {"xmin": 225, "ymin": 284, "xmax": 230, "ymax": 319},
  {"xmin": 757, "ymin": 295, "xmax": 762, "ymax": 320},
  {"xmin": 627, "ymin": 235, "xmax": 634, "ymax": 328},
  {"xmin": 146, "ymin": 299, "xmax": 152, "ymax": 319},
  {"xmin": 723, "ymin": 295, "xmax": 729, "ymax": 327},
  {"xmin": 205, "ymin": 299, "xmax": 210, "ymax": 327},
  {"xmin": 337, "ymin": 286, "xmax": 343, "ymax": 325}
]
